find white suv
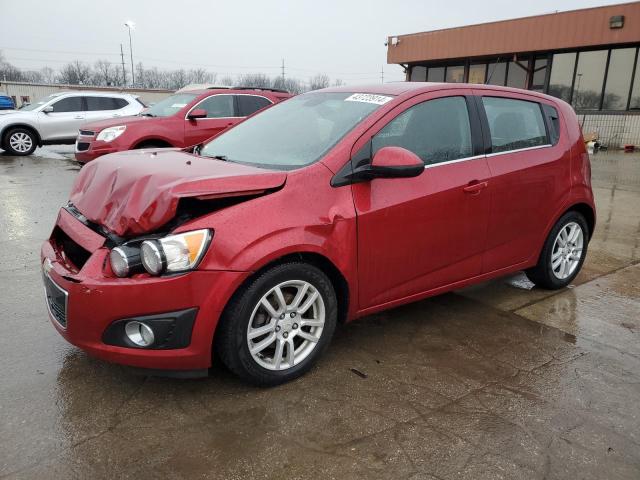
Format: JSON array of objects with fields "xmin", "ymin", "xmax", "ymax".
[{"xmin": 0, "ymin": 91, "xmax": 144, "ymax": 156}]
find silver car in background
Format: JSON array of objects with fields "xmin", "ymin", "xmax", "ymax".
[{"xmin": 0, "ymin": 91, "xmax": 145, "ymax": 156}]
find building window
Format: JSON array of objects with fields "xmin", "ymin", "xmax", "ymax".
[
  {"xmin": 445, "ymin": 65, "xmax": 464, "ymax": 83},
  {"xmin": 486, "ymin": 61, "xmax": 507, "ymax": 86},
  {"xmin": 572, "ymin": 50, "xmax": 608, "ymax": 110},
  {"xmin": 603, "ymin": 48, "xmax": 635, "ymax": 110},
  {"xmin": 506, "ymin": 60, "xmax": 528, "ymax": 89},
  {"xmin": 531, "ymin": 57, "xmax": 548, "ymax": 92},
  {"xmin": 631, "ymin": 54, "xmax": 640, "ymax": 110},
  {"xmin": 410, "ymin": 66, "xmax": 427, "ymax": 81},
  {"xmin": 427, "ymin": 67, "xmax": 445, "ymax": 82},
  {"xmin": 548, "ymin": 52, "xmax": 576, "ymax": 102},
  {"xmin": 468, "ymin": 64, "xmax": 486, "ymax": 84}
]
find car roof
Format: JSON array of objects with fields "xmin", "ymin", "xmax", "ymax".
[
  {"xmin": 181, "ymin": 88, "xmax": 289, "ymax": 97},
  {"xmin": 52, "ymin": 91, "xmax": 136, "ymax": 98},
  {"xmin": 320, "ymin": 82, "xmax": 561, "ymax": 103}
]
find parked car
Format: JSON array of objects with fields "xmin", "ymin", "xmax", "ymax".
[
  {"xmin": 0, "ymin": 92, "xmax": 144, "ymax": 156},
  {"xmin": 74, "ymin": 87, "xmax": 292, "ymax": 163},
  {"xmin": 42, "ymin": 83, "xmax": 595, "ymax": 385},
  {"xmin": 0, "ymin": 95, "xmax": 15, "ymax": 110}
]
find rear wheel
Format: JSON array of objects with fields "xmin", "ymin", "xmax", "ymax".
[
  {"xmin": 526, "ymin": 211, "xmax": 589, "ymax": 289},
  {"xmin": 216, "ymin": 262, "xmax": 337, "ymax": 386},
  {"xmin": 3, "ymin": 128, "xmax": 37, "ymax": 156}
]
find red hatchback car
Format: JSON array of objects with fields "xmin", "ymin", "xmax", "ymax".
[
  {"xmin": 43, "ymin": 83, "xmax": 595, "ymax": 385},
  {"xmin": 74, "ymin": 87, "xmax": 291, "ymax": 163}
]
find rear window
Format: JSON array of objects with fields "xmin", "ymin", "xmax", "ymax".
[
  {"xmin": 86, "ymin": 97, "xmax": 129, "ymax": 111},
  {"xmin": 482, "ymin": 97, "xmax": 548, "ymax": 153},
  {"xmin": 237, "ymin": 95, "xmax": 272, "ymax": 116}
]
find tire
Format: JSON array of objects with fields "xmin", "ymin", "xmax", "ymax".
[
  {"xmin": 525, "ymin": 211, "xmax": 589, "ymax": 290},
  {"xmin": 3, "ymin": 127, "xmax": 37, "ymax": 156},
  {"xmin": 216, "ymin": 262, "xmax": 337, "ymax": 386}
]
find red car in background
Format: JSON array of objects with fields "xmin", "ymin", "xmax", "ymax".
[{"xmin": 74, "ymin": 87, "xmax": 291, "ymax": 163}]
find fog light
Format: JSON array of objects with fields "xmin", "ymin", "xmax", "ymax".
[{"xmin": 124, "ymin": 321, "xmax": 155, "ymax": 347}]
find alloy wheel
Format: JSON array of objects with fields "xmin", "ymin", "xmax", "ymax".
[
  {"xmin": 246, "ymin": 280, "xmax": 325, "ymax": 371},
  {"xmin": 9, "ymin": 132, "xmax": 33, "ymax": 153},
  {"xmin": 551, "ymin": 221, "xmax": 584, "ymax": 280}
]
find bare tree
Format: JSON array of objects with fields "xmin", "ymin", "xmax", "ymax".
[
  {"xmin": 236, "ymin": 73, "xmax": 271, "ymax": 88},
  {"xmin": 40, "ymin": 67, "xmax": 56, "ymax": 84},
  {"xmin": 0, "ymin": 51, "xmax": 24, "ymax": 81},
  {"xmin": 187, "ymin": 68, "xmax": 215, "ymax": 85},
  {"xmin": 309, "ymin": 73, "xmax": 330, "ymax": 91},
  {"xmin": 333, "ymin": 78, "xmax": 345, "ymax": 87},
  {"xmin": 58, "ymin": 60, "xmax": 92, "ymax": 85},
  {"xmin": 21, "ymin": 70, "xmax": 44, "ymax": 83},
  {"xmin": 93, "ymin": 59, "xmax": 118, "ymax": 86},
  {"xmin": 219, "ymin": 75, "xmax": 234, "ymax": 86}
]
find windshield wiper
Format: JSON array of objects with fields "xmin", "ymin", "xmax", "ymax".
[
  {"xmin": 141, "ymin": 112, "xmax": 155, "ymax": 117},
  {"xmin": 207, "ymin": 154, "xmax": 228, "ymax": 161}
]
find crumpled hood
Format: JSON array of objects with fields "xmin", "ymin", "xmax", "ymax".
[{"xmin": 69, "ymin": 149, "xmax": 287, "ymax": 236}]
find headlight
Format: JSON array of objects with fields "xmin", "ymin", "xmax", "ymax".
[
  {"xmin": 109, "ymin": 246, "xmax": 142, "ymax": 278},
  {"xmin": 141, "ymin": 229, "xmax": 211, "ymax": 275},
  {"xmin": 96, "ymin": 125, "xmax": 126, "ymax": 142}
]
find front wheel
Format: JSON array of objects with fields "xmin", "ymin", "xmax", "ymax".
[
  {"xmin": 216, "ymin": 262, "xmax": 337, "ymax": 386},
  {"xmin": 526, "ymin": 211, "xmax": 589, "ymax": 289},
  {"xmin": 3, "ymin": 127, "xmax": 37, "ymax": 156}
]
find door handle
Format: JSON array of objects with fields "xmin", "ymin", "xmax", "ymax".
[
  {"xmin": 74, "ymin": 115, "xmax": 85, "ymax": 119},
  {"xmin": 463, "ymin": 180, "xmax": 488, "ymax": 194}
]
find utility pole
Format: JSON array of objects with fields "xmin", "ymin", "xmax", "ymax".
[
  {"xmin": 120, "ymin": 44, "xmax": 127, "ymax": 86},
  {"xmin": 380, "ymin": 65, "xmax": 384, "ymax": 84},
  {"xmin": 281, "ymin": 59, "xmax": 285, "ymax": 83},
  {"xmin": 124, "ymin": 21, "xmax": 136, "ymax": 86}
]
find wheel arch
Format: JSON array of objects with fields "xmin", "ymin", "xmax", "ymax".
[
  {"xmin": 132, "ymin": 138, "xmax": 174, "ymax": 149},
  {"xmin": 219, "ymin": 251, "xmax": 350, "ymax": 329},
  {"xmin": 1, "ymin": 123, "xmax": 42, "ymax": 147},
  {"xmin": 567, "ymin": 202, "xmax": 595, "ymax": 239}
]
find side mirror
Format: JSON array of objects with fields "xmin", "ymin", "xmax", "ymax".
[
  {"xmin": 350, "ymin": 146, "xmax": 424, "ymax": 182},
  {"xmin": 187, "ymin": 108, "xmax": 207, "ymax": 120},
  {"xmin": 42, "ymin": 105, "xmax": 54, "ymax": 113}
]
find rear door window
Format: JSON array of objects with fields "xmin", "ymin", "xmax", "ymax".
[
  {"xmin": 481, "ymin": 97, "xmax": 548, "ymax": 153},
  {"xmin": 237, "ymin": 95, "xmax": 272, "ymax": 116},
  {"xmin": 194, "ymin": 95, "xmax": 235, "ymax": 118},
  {"xmin": 51, "ymin": 96, "xmax": 84, "ymax": 112},
  {"xmin": 86, "ymin": 97, "xmax": 128, "ymax": 111},
  {"xmin": 372, "ymin": 96, "xmax": 473, "ymax": 165}
]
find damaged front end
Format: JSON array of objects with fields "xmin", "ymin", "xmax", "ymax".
[{"xmin": 57, "ymin": 149, "xmax": 286, "ymax": 278}]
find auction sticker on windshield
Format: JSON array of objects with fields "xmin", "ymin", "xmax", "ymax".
[{"xmin": 345, "ymin": 93, "xmax": 393, "ymax": 105}]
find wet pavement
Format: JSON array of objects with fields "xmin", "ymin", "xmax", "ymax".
[{"xmin": 0, "ymin": 148, "xmax": 639, "ymax": 479}]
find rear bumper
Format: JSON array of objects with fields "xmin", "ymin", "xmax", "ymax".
[{"xmin": 41, "ymin": 209, "xmax": 247, "ymax": 371}]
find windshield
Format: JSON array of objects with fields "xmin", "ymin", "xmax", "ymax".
[
  {"xmin": 201, "ymin": 92, "xmax": 391, "ymax": 169},
  {"xmin": 144, "ymin": 93, "xmax": 198, "ymax": 117},
  {"xmin": 19, "ymin": 94, "xmax": 60, "ymax": 111}
]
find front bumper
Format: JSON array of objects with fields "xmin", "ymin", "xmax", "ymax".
[
  {"xmin": 41, "ymin": 208, "xmax": 246, "ymax": 371},
  {"xmin": 74, "ymin": 131, "xmax": 120, "ymax": 163}
]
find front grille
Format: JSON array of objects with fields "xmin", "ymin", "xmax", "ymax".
[
  {"xmin": 52, "ymin": 226, "xmax": 91, "ymax": 270},
  {"xmin": 79, "ymin": 130, "xmax": 95, "ymax": 136},
  {"xmin": 43, "ymin": 271, "xmax": 68, "ymax": 328},
  {"xmin": 76, "ymin": 142, "xmax": 90, "ymax": 152}
]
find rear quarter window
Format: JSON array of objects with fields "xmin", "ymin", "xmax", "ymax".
[
  {"xmin": 542, "ymin": 103, "xmax": 561, "ymax": 146},
  {"xmin": 482, "ymin": 97, "xmax": 548, "ymax": 153}
]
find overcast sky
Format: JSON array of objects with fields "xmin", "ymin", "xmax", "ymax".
[{"xmin": 0, "ymin": 0, "xmax": 625, "ymax": 85}]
